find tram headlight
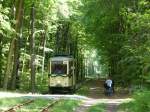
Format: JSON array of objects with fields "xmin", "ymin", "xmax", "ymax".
[{"xmin": 57, "ymin": 80, "xmax": 61, "ymax": 84}]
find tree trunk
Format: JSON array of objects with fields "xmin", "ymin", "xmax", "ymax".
[
  {"xmin": 30, "ymin": 4, "xmax": 36, "ymax": 93},
  {"xmin": 11, "ymin": 0, "xmax": 24, "ymax": 90},
  {"xmin": 0, "ymin": 35, "xmax": 3, "ymax": 87},
  {"xmin": 11, "ymin": 39, "xmax": 20, "ymax": 89},
  {"xmin": 3, "ymin": 39, "xmax": 15, "ymax": 90}
]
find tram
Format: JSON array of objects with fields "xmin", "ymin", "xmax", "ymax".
[
  {"xmin": 48, "ymin": 22, "xmax": 85, "ymax": 93},
  {"xmin": 48, "ymin": 56, "xmax": 77, "ymax": 93}
]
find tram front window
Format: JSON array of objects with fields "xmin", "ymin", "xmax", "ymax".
[{"xmin": 51, "ymin": 62, "xmax": 67, "ymax": 74}]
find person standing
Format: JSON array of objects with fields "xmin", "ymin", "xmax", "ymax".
[{"xmin": 104, "ymin": 77, "xmax": 113, "ymax": 96}]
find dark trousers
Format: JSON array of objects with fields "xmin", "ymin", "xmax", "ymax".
[
  {"xmin": 104, "ymin": 84, "xmax": 113, "ymax": 96},
  {"xmin": 106, "ymin": 87, "xmax": 113, "ymax": 96}
]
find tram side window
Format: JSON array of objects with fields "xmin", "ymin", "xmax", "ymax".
[{"xmin": 51, "ymin": 62, "xmax": 67, "ymax": 74}]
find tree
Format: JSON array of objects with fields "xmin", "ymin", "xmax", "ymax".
[
  {"xmin": 80, "ymin": 0, "xmax": 150, "ymax": 86},
  {"xmin": 30, "ymin": 3, "xmax": 36, "ymax": 93},
  {"xmin": 11, "ymin": 0, "xmax": 24, "ymax": 90},
  {"xmin": 1, "ymin": 3, "xmax": 15, "ymax": 89}
]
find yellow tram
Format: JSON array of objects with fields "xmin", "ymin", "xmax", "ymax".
[{"xmin": 48, "ymin": 56, "xmax": 77, "ymax": 93}]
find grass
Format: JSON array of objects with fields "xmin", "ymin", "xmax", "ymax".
[
  {"xmin": 0, "ymin": 97, "xmax": 27, "ymax": 111},
  {"xmin": 118, "ymin": 102, "xmax": 134, "ymax": 112},
  {"xmin": 0, "ymin": 97, "xmax": 80, "ymax": 112},
  {"xmin": 118, "ymin": 91, "xmax": 150, "ymax": 112},
  {"xmin": 17, "ymin": 98, "xmax": 51, "ymax": 112},
  {"xmin": 51, "ymin": 99, "xmax": 80, "ymax": 112},
  {"xmin": 0, "ymin": 97, "xmax": 24, "ymax": 107},
  {"xmin": 0, "ymin": 97, "xmax": 50, "ymax": 112},
  {"xmin": 87, "ymin": 103, "xmax": 105, "ymax": 112}
]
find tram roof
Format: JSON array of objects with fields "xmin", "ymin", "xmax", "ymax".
[{"xmin": 50, "ymin": 56, "xmax": 74, "ymax": 61}]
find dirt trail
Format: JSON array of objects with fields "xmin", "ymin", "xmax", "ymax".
[
  {"xmin": 106, "ymin": 103, "xmax": 118, "ymax": 112},
  {"xmin": 85, "ymin": 79, "xmax": 129, "ymax": 99},
  {"xmin": 74, "ymin": 98, "xmax": 131, "ymax": 112},
  {"xmin": 74, "ymin": 79, "xmax": 131, "ymax": 112}
]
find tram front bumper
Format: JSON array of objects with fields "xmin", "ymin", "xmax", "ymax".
[{"xmin": 49, "ymin": 76, "xmax": 70, "ymax": 87}]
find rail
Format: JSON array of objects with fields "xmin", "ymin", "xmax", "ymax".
[
  {"xmin": 4, "ymin": 99, "xmax": 34, "ymax": 112},
  {"xmin": 40, "ymin": 99, "xmax": 61, "ymax": 112}
]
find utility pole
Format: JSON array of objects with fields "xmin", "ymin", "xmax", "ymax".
[{"xmin": 30, "ymin": 3, "xmax": 35, "ymax": 93}]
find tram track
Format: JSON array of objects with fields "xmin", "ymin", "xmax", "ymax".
[
  {"xmin": 40, "ymin": 99, "xmax": 61, "ymax": 112},
  {"xmin": 3, "ymin": 98, "xmax": 62, "ymax": 112},
  {"xmin": 4, "ymin": 99, "xmax": 34, "ymax": 112}
]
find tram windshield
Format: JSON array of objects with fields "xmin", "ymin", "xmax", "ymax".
[{"xmin": 51, "ymin": 61, "xmax": 67, "ymax": 74}]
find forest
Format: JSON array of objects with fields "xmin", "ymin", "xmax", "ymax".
[
  {"xmin": 0, "ymin": 0, "xmax": 150, "ymax": 111},
  {"xmin": 1, "ymin": 0, "xmax": 149, "ymax": 92}
]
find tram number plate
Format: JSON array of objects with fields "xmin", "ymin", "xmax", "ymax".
[{"xmin": 63, "ymin": 61, "xmax": 68, "ymax": 64}]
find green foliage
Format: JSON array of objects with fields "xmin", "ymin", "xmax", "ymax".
[
  {"xmin": 80, "ymin": 0, "xmax": 128, "ymax": 79},
  {"xmin": 118, "ymin": 0, "xmax": 150, "ymax": 85},
  {"xmin": 88, "ymin": 103, "xmax": 105, "ymax": 112},
  {"xmin": 119, "ymin": 91, "xmax": 150, "ymax": 112},
  {"xmin": 19, "ymin": 72, "xmax": 30, "ymax": 92},
  {"xmin": 51, "ymin": 100, "xmax": 80, "ymax": 112},
  {"xmin": 76, "ymin": 85, "xmax": 90, "ymax": 95},
  {"xmin": 0, "ymin": 0, "xmax": 150, "ymax": 92},
  {"xmin": 19, "ymin": 72, "xmax": 48, "ymax": 93},
  {"xmin": 36, "ymin": 72, "xmax": 49, "ymax": 93},
  {"xmin": 80, "ymin": 0, "xmax": 150, "ymax": 86},
  {"xmin": 0, "ymin": 4, "xmax": 14, "ymax": 37}
]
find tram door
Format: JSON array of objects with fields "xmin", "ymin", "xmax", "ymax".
[{"xmin": 69, "ymin": 61, "xmax": 75, "ymax": 86}]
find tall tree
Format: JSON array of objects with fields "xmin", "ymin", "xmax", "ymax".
[
  {"xmin": 0, "ymin": 36, "xmax": 2, "ymax": 87},
  {"xmin": 30, "ymin": 4, "xmax": 36, "ymax": 93},
  {"xmin": 3, "ymin": 39, "xmax": 15, "ymax": 90},
  {"xmin": 2, "ymin": 0, "xmax": 22, "ymax": 90},
  {"xmin": 11, "ymin": 0, "xmax": 24, "ymax": 90}
]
